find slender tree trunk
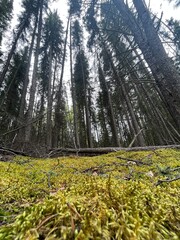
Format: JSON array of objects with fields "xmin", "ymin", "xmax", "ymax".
[
  {"xmin": 25, "ymin": 1, "xmax": 43, "ymax": 142},
  {"xmin": 112, "ymin": 0, "xmax": 180, "ymax": 129},
  {"xmin": 99, "ymin": 98, "xmax": 111, "ymax": 146},
  {"xmin": 126, "ymin": 36, "xmax": 180, "ymax": 143},
  {"xmin": 98, "ymin": 62, "xmax": 120, "ymax": 147},
  {"xmin": 46, "ymin": 44, "xmax": 53, "ymax": 148},
  {"xmin": 37, "ymin": 94, "xmax": 45, "ymax": 143},
  {"xmin": 121, "ymin": 83, "xmax": 145, "ymax": 146},
  {"xmin": 101, "ymin": 36, "xmax": 146, "ymax": 146},
  {"xmin": 79, "ymin": 50, "xmax": 93, "ymax": 148},
  {"xmin": 54, "ymin": 14, "xmax": 70, "ymax": 147},
  {"xmin": 69, "ymin": 21, "xmax": 80, "ymax": 148},
  {"xmin": 0, "ymin": 15, "xmax": 30, "ymax": 87},
  {"xmin": 18, "ymin": 15, "xmax": 38, "ymax": 123}
]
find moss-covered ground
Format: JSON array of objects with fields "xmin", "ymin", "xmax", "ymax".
[{"xmin": 0, "ymin": 149, "xmax": 180, "ymax": 240}]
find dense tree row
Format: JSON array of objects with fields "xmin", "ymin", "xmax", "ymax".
[{"xmin": 0, "ymin": 0, "xmax": 180, "ymax": 152}]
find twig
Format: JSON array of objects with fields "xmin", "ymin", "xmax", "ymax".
[
  {"xmin": 155, "ymin": 176, "xmax": 180, "ymax": 186},
  {"xmin": 67, "ymin": 202, "xmax": 82, "ymax": 220},
  {"xmin": 81, "ymin": 162, "xmax": 128, "ymax": 173},
  {"xmin": 0, "ymin": 149, "xmax": 16, "ymax": 156},
  {"xmin": 36, "ymin": 213, "xmax": 59, "ymax": 230},
  {"xmin": 117, "ymin": 156, "xmax": 152, "ymax": 166}
]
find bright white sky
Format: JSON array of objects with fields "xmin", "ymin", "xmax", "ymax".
[
  {"xmin": 147, "ymin": 0, "xmax": 180, "ymax": 20},
  {"xmin": 12, "ymin": 0, "xmax": 179, "ymax": 24}
]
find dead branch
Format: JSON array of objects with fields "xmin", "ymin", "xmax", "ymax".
[
  {"xmin": 156, "ymin": 176, "xmax": 180, "ymax": 186},
  {"xmin": 116, "ymin": 156, "xmax": 152, "ymax": 166},
  {"xmin": 0, "ymin": 146, "xmax": 29, "ymax": 156},
  {"xmin": 81, "ymin": 162, "xmax": 128, "ymax": 174}
]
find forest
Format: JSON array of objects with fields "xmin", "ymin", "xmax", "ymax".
[
  {"xmin": 0, "ymin": 0, "xmax": 180, "ymax": 239},
  {"xmin": 0, "ymin": 0, "xmax": 179, "ymax": 154}
]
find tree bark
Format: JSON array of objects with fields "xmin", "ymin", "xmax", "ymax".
[
  {"xmin": 54, "ymin": 14, "xmax": 71, "ymax": 147},
  {"xmin": 25, "ymin": 0, "xmax": 43, "ymax": 142},
  {"xmin": 48, "ymin": 145, "xmax": 180, "ymax": 157},
  {"xmin": 18, "ymin": 15, "xmax": 38, "ymax": 123},
  {"xmin": 79, "ymin": 51, "xmax": 93, "ymax": 148},
  {"xmin": 46, "ymin": 44, "xmax": 53, "ymax": 148},
  {"xmin": 101, "ymin": 37, "xmax": 146, "ymax": 146},
  {"xmin": 69, "ymin": 20, "xmax": 80, "ymax": 148},
  {"xmin": 0, "ymin": 15, "xmax": 30, "ymax": 87},
  {"xmin": 98, "ymin": 61, "xmax": 121, "ymax": 147},
  {"xmin": 112, "ymin": 0, "xmax": 180, "ymax": 129}
]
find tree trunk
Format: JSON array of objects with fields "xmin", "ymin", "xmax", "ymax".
[
  {"xmin": 79, "ymin": 50, "xmax": 93, "ymax": 148},
  {"xmin": 98, "ymin": 61, "xmax": 120, "ymax": 147},
  {"xmin": 25, "ymin": 1, "xmax": 43, "ymax": 142},
  {"xmin": 37, "ymin": 94, "xmax": 45, "ymax": 143},
  {"xmin": 0, "ymin": 15, "xmax": 30, "ymax": 87},
  {"xmin": 112, "ymin": 0, "xmax": 180, "ymax": 129},
  {"xmin": 48, "ymin": 145, "xmax": 180, "ymax": 157},
  {"xmin": 54, "ymin": 14, "xmax": 70, "ymax": 147},
  {"xmin": 18, "ymin": 15, "xmax": 38, "ymax": 123},
  {"xmin": 69, "ymin": 20, "xmax": 80, "ymax": 148},
  {"xmin": 133, "ymin": 0, "xmax": 180, "ymax": 127},
  {"xmin": 101, "ymin": 36, "xmax": 146, "ymax": 146},
  {"xmin": 46, "ymin": 44, "xmax": 53, "ymax": 148}
]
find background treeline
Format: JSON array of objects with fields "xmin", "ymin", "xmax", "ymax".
[{"xmin": 0, "ymin": 0, "xmax": 180, "ymax": 152}]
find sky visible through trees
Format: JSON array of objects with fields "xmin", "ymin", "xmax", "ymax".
[
  {"xmin": 0, "ymin": 0, "xmax": 180, "ymax": 153},
  {"xmin": 9, "ymin": 0, "xmax": 180, "ymax": 94}
]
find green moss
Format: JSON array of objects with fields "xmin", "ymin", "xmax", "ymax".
[{"xmin": 0, "ymin": 149, "xmax": 180, "ymax": 239}]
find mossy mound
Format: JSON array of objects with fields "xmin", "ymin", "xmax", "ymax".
[{"xmin": 0, "ymin": 149, "xmax": 180, "ymax": 239}]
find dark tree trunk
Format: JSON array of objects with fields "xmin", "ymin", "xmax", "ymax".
[
  {"xmin": 101, "ymin": 36, "xmax": 146, "ymax": 146},
  {"xmin": 25, "ymin": 1, "xmax": 43, "ymax": 142},
  {"xmin": 0, "ymin": 15, "xmax": 30, "ymax": 87},
  {"xmin": 46, "ymin": 44, "xmax": 53, "ymax": 149},
  {"xmin": 69, "ymin": 20, "xmax": 80, "ymax": 148},
  {"xmin": 79, "ymin": 51, "xmax": 93, "ymax": 148},
  {"xmin": 98, "ymin": 61, "xmax": 120, "ymax": 147},
  {"xmin": 54, "ymin": 14, "xmax": 71, "ymax": 147},
  {"xmin": 112, "ymin": 0, "xmax": 180, "ymax": 129},
  {"xmin": 18, "ymin": 15, "xmax": 38, "ymax": 123}
]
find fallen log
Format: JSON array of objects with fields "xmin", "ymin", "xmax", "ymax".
[
  {"xmin": 1, "ymin": 144, "xmax": 180, "ymax": 158},
  {"xmin": 48, "ymin": 145, "xmax": 180, "ymax": 157},
  {"xmin": 0, "ymin": 146, "xmax": 30, "ymax": 156}
]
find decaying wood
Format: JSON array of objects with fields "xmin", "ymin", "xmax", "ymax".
[
  {"xmin": 0, "ymin": 155, "xmax": 14, "ymax": 162},
  {"xmin": 48, "ymin": 145, "xmax": 180, "ymax": 157},
  {"xmin": 0, "ymin": 144, "xmax": 180, "ymax": 158},
  {"xmin": 0, "ymin": 146, "xmax": 29, "ymax": 156}
]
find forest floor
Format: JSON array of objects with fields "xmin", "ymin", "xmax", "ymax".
[{"xmin": 0, "ymin": 149, "xmax": 180, "ymax": 239}]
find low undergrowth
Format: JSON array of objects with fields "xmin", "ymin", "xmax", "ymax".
[{"xmin": 0, "ymin": 149, "xmax": 180, "ymax": 239}]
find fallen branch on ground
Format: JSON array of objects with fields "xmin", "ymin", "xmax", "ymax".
[
  {"xmin": 116, "ymin": 156, "xmax": 152, "ymax": 166},
  {"xmin": 155, "ymin": 176, "xmax": 180, "ymax": 186},
  {"xmin": 81, "ymin": 162, "xmax": 128, "ymax": 174},
  {"xmin": 0, "ymin": 147, "xmax": 29, "ymax": 156}
]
